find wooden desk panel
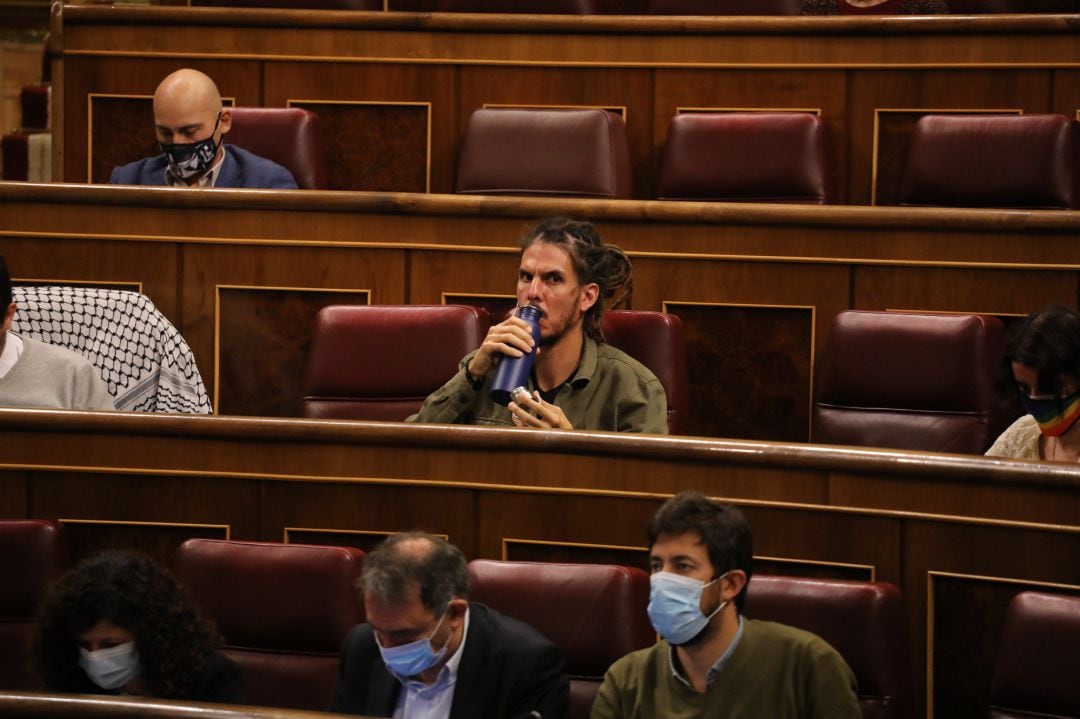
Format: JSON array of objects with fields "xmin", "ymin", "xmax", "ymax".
[
  {"xmin": 1, "ymin": 409, "xmax": 1078, "ymax": 718},
  {"xmin": 4, "ymin": 183, "xmax": 1080, "ymax": 441},
  {"xmin": 53, "ymin": 6, "xmax": 1080, "ymax": 202}
]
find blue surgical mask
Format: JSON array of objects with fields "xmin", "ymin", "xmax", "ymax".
[
  {"xmin": 647, "ymin": 571, "xmax": 729, "ymax": 645},
  {"xmin": 78, "ymin": 641, "xmax": 139, "ymax": 690},
  {"xmin": 375, "ymin": 611, "xmax": 451, "ymax": 678},
  {"xmin": 160, "ymin": 113, "xmax": 222, "ymax": 181}
]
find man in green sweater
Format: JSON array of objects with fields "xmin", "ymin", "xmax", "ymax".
[{"xmin": 592, "ymin": 493, "xmax": 860, "ymax": 719}]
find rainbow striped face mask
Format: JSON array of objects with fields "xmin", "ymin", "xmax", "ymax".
[{"xmin": 1019, "ymin": 391, "xmax": 1080, "ymax": 437}]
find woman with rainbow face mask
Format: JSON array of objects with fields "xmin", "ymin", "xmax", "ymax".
[
  {"xmin": 33, "ymin": 551, "xmax": 244, "ymax": 703},
  {"xmin": 987, "ymin": 304, "xmax": 1080, "ymax": 461}
]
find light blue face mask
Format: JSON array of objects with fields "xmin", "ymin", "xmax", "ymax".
[
  {"xmin": 647, "ymin": 571, "xmax": 729, "ymax": 645},
  {"xmin": 375, "ymin": 610, "xmax": 451, "ymax": 678}
]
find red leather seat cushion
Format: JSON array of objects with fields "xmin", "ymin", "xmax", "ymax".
[{"xmin": 227, "ymin": 107, "xmax": 327, "ymax": 189}]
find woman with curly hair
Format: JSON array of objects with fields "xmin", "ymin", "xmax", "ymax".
[{"xmin": 34, "ymin": 550, "xmax": 244, "ymax": 702}]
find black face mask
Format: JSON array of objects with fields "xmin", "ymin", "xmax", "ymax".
[{"xmin": 160, "ymin": 113, "xmax": 221, "ymax": 181}]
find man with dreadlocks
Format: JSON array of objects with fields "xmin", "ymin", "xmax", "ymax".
[{"xmin": 408, "ymin": 217, "xmax": 667, "ymax": 433}]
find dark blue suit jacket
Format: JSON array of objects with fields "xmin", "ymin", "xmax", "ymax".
[
  {"xmin": 329, "ymin": 603, "xmax": 569, "ymax": 719},
  {"xmin": 108, "ymin": 145, "xmax": 298, "ymax": 189}
]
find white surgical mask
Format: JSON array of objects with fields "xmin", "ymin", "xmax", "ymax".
[
  {"xmin": 78, "ymin": 641, "xmax": 139, "ymax": 690},
  {"xmin": 647, "ymin": 571, "xmax": 729, "ymax": 645}
]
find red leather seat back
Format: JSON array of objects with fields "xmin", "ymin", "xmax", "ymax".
[
  {"xmin": 989, "ymin": 592, "xmax": 1080, "ymax": 719},
  {"xmin": 657, "ymin": 112, "xmax": 829, "ymax": 203},
  {"xmin": 174, "ymin": 539, "xmax": 365, "ymax": 710},
  {"xmin": 0, "ymin": 520, "xmax": 68, "ymax": 691},
  {"xmin": 899, "ymin": 114, "xmax": 1078, "ymax": 209},
  {"xmin": 601, "ymin": 310, "xmax": 688, "ymax": 434},
  {"xmin": 301, "ymin": 304, "xmax": 491, "ymax": 421},
  {"xmin": 744, "ymin": 576, "xmax": 911, "ymax": 719},
  {"xmin": 467, "ymin": 560, "xmax": 654, "ymax": 719},
  {"xmin": 438, "ymin": 0, "xmax": 607, "ymax": 10},
  {"xmin": 647, "ymin": 0, "xmax": 803, "ymax": 13},
  {"xmin": 456, "ymin": 108, "xmax": 633, "ymax": 199},
  {"xmin": 226, "ymin": 107, "xmax": 327, "ymax": 189},
  {"xmin": 813, "ymin": 311, "xmax": 1015, "ymax": 454}
]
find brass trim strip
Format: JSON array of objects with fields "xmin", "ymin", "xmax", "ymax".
[
  {"xmin": 283, "ymin": 526, "xmax": 448, "ymax": 543},
  {"xmin": 501, "ymin": 537, "xmax": 646, "ymax": 561},
  {"xmin": 12, "ymin": 277, "xmax": 144, "ymax": 292},
  {"xmin": 755, "ymin": 554, "xmax": 877, "ymax": 581},
  {"xmin": 9, "ymin": 463, "xmax": 1075, "ymax": 533},
  {"xmin": 676, "ymin": 106, "xmax": 822, "ymax": 116},
  {"xmin": 59, "ymin": 517, "xmax": 231, "ymax": 539},
  {"xmin": 62, "ymin": 50, "xmax": 1080, "ymax": 71},
  {"xmin": 482, "ymin": 102, "xmax": 628, "ymax": 123}
]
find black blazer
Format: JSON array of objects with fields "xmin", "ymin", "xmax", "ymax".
[{"xmin": 329, "ymin": 602, "xmax": 569, "ymax": 719}]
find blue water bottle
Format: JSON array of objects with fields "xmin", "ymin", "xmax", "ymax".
[{"xmin": 490, "ymin": 304, "xmax": 542, "ymax": 406}]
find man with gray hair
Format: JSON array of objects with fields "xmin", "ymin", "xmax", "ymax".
[{"xmin": 329, "ymin": 531, "xmax": 569, "ymax": 719}]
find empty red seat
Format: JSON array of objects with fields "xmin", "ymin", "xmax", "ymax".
[
  {"xmin": 601, "ymin": 310, "xmax": 689, "ymax": 435},
  {"xmin": 745, "ymin": 576, "xmax": 912, "ymax": 719},
  {"xmin": 0, "ymin": 520, "xmax": 68, "ymax": 691},
  {"xmin": 302, "ymin": 304, "xmax": 491, "ymax": 421},
  {"xmin": 989, "ymin": 591, "xmax": 1080, "ymax": 719},
  {"xmin": 467, "ymin": 560, "xmax": 654, "ymax": 719},
  {"xmin": 813, "ymin": 310, "xmax": 1017, "ymax": 454},
  {"xmin": 456, "ymin": 108, "xmax": 632, "ymax": 199},
  {"xmin": 899, "ymin": 113, "xmax": 1078, "ymax": 209},
  {"xmin": 174, "ymin": 539, "xmax": 366, "ymax": 711},
  {"xmin": 657, "ymin": 112, "xmax": 829, "ymax": 203},
  {"xmin": 227, "ymin": 107, "xmax": 327, "ymax": 190}
]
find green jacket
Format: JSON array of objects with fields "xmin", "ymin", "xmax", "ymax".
[
  {"xmin": 592, "ymin": 619, "xmax": 861, "ymax": 719},
  {"xmin": 407, "ymin": 336, "xmax": 668, "ymax": 434}
]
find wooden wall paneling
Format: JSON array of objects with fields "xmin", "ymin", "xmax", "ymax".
[
  {"xmin": 664, "ymin": 302, "xmax": 815, "ymax": 442},
  {"xmin": 264, "ymin": 62, "xmax": 456, "ymax": 192},
  {"xmin": 846, "ymin": 70, "xmax": 1054, "ymax": 206},
  {"xmin": 0, "ymin": 236, "xmax": 180, "ymax": 321},
  {"xmin": 407, "ymin": 249, "xmax": 520, "ymax": 305},
  {"xmin": 63, "ymin": 58, "xmax": 262, "ymax": 183},
  {"xmin": 501, "ymin": 538, "xmax": 650, "ymax": 569},
  {"xmin": 828, "ymin": 469, "xmax": 1080, "ymax": 528},
  {"xmin": 852, "ymin": 265, "xmax": 1080, "ymax": 316},
  {"xmin": 58, "ymin": 519, "xmax": 230, "ymax": 569},
  {"xmin": 906, "ymin": 521, "xmax": 1080, "ymax": 719},
  {"xmin": 739, "ymin": 504, "xmax": 902, "ymax": 585},
  {"xmin": 258, "ymin": 481, "xmax": 479, "ymax": 557},
  {"xmin": 632, "ymin": 257, "xmax": 846, "ymax": 440},
  {"xmin": 441, "ymin": 292, "xmax": 515, "ymax": 323},
  {"xmin": 457, "ymin": 66, "xmax": 654, "ymax": 198},
  {"xmin": 180, "ymin": 244, "xmax": 406, "ymax": 408},
  {"xmin": 653, "ymin": 69, "xmax": 847, "ymax": 202},
  {"xmin": 0, "ymin": 470, "xmax": 29, "ymax": 520},
  {"xmin": 1050, "ymin": 70, "xmax": 1080, "ymax": 121},
  {"xmin": 214, "ymin": 286, "xmax": 371, "ymax": 417}
]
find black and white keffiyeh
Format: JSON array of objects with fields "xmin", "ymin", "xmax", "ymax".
[{"xmin": 11, "ymin": 286, "xmax": 212, "ymax": 414}]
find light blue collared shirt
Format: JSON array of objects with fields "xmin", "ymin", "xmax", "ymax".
[
  {"xmin": 668, "ymin": 614, "xmax": 746, "ymax": 688},
  {"xmin": 391, "ymin": 606, "xmax": 471, "ymax": 719}
]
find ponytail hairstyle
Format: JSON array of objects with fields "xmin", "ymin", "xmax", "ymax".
[{"xmin": 520, "ymin": 217, "xmax": 632, "ymax": 342}]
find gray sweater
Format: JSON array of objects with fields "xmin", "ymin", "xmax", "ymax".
[{"xmin": 0, "ymin": 334, "xmax": 115, "ymax": 411}]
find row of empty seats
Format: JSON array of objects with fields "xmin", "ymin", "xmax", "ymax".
[
  {"xmin": 89, "ymin": 106, "xmax": 1078, "ymax": 210},
  {"xmin": 456, "ymin": 109, "xmax": 1080, "ymax": 208},
  {"xmin": 3, "ymin": 521, "xmax": 1077, "ymax": 719},
  {"xmin": 302, "ymin": 305, "xmax": 1019, "ymax": 454},
  {"xmin": 168, "ymin": 0, "xmax": 1080, "ymax": 14}
]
